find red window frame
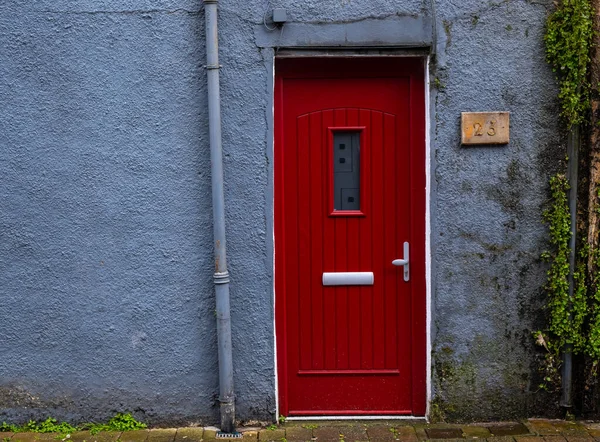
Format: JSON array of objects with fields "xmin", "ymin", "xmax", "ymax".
[{"xmin": 328, "ymin": 126, "xmax": 367, "ymax": 217}]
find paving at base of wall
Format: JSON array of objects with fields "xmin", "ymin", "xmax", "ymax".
[{"xmin": 1, "ymin": 420, "xmax": 600, "ymax": 442}]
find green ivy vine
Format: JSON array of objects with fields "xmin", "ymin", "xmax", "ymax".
[
  {"xmin": 541, "ymin": 175, "xmax": 570, "ymax": 352},
  {"xmin": 541, "ymin": 175, "xmax": 587, "ymax": 354},
  {"xmin": 0, "ymin": 413, "xmax": 147, "ymax": 436},
  {"xmin": 586, "ymin": 244, "xmax": 600, "ymax": 362},
  {"xmin": 536, "ymin": 0, "xmax": 600, "ymax": 394},
  {"xmin": 545, "ymin": 0, "xmax": 593, "ymax": 126},
  {"xmin": 540, "ymin": 176, "xmax": 600, "ymax": 368}
]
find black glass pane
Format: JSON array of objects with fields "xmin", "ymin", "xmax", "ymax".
[{"xmin": 333, "ymin": 132, "xmax": 360, "ymax": 211}]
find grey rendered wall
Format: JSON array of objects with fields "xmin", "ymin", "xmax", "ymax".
[
  {"xmin": 0, "ymin": 0, "xmax": 559, "ymax": 426},
  {"xmin": 0, "ymin": 0, "xmax": 274, "ymax": 426},
  {"xmin": 430, "ymin": 0, "xmax": 559, "ymax": 420}
]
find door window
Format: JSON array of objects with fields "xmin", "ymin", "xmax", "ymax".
[{"xmin": 333, "ymin": 131, "xmax": 361, "ymax": 211}]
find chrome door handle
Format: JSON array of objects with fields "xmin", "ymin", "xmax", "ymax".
[{"xmin": 392, "ymin": 242, "xmax": 410, "ymax": 282}]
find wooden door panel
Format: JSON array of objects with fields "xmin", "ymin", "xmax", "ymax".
[{"xmin": 275, "ymin": 57, "xmax": 426, "ymax": 416}]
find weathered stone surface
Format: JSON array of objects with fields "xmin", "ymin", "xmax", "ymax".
[
  {"xmin": 98, "ymin": 432, "xmax": 123, "ymax": 442},
  {"xmin": 70, "ymin": 431, "xmax": 121, "ymax": 442},
  {"xmin": 335, "ymin": 426, "xmax": 368, "ymax": 442},
  {"xmin": 365, "ymin": 425, "xmax": 396, "ymax": 442},
  {"xmin": 241, "ymin": 430, "xmax": 259, "ymax": 441},
  {"xmin": 528, "ymin": 421, "xmax": 563, "ymax": 436},
  {"xmin": 515, "ymin": 437, "xmax": 545, "ymax": 442},
  {"xmin": 119, "ymin": 430, "xmax": 149, "ymax": 442},
  {"xmin": 414, "ymin": 424, "xmax": 462, "ymax": 441},
  {"xmin": 561, "ymin": 436, "xmax": 594, "ymax": 442},
  {"xmin": 488, "ymin": 424, "xmax": 530, "ymax": 437},
  {"xmin": 202, "ymin": 428, "xmax": 217, "ymax": 441},
  {"xmin": 313, "ymin": 426, "xmax": 346, "ymax": 442},
  {"xmin": 367, "ymin": 424, "xmax": 418, "ymax": 442},
  {"xmin": 10, "ymin": 434, "xmax": 56, "ymax": 442},
  {"xmin": 413, "ymin": 424, "xmax": 428, "ymax": 441},
  {"xmin": 70, "ymin": 431, "xmax": 90, "ymax": 442},
  {"xmin": 9, "ymin": 435, "xmax": 36, "ymax": 442},
  {"xmin": 462, "ymin": 425, "xmax": 492, "ymax": 439},
  {"xmin": 258, "ymin": 429, "xmax": 285, "ymax": 442},
  {"xmin": 586, "ymin": 428, "xmax": 600, "ymax": 438},
  {"xmin": 487, "ymin": 437, "xmax": 516, "ymax": 442},
  {"xmin": 175, "ymin": 428, "xmax": 204, "ymax": 442},
  {"xmin": 425, "ymin": 428, "xmax": 463, "ymax": 439},
  {"xmin": 283, "ymin": 426, "xmax": 312, "ymax": 442},
  {"xmin": 3, "ymin": 424, "xmax": 599, "ymax": 442},
  {"xmin": 555, "ymin": 423, "xmax": 589, "ymax": 438},
  {"xmin": 391, "ymin": 426, "xmax": 418, "ymax": 442},
  {"xmin": 427, "ymin": 439, "xmax": 465, "ymax": 442},
  {"xmin": 147, "ymin": 429, "xmax": 177, "ymax": 442},
  {"xmin": 70, "ymin": 431, "xmax": 93, "ymax": 442}
]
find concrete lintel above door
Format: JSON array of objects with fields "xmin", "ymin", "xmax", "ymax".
[{"xmin": 254, "ymin": 15, "xmax": 433, "ymax": 49}]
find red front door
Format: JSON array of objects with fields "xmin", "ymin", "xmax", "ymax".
[{"xmin": 275, "ymin": 58, "xmax": 426, "ymax": 416}]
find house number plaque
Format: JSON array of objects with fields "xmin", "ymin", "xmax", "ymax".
[{"xmin": 461, "ymin": 112, "xmax": 510, "ymax": 145}]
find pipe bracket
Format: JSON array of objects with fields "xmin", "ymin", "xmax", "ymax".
[
  {"xmin": 213, "ymin": 271, "xmax": 230, "ymax": 284},
  {"xmin": 204, "ymin": 64, "xmax": 222, "ymax": 70}
]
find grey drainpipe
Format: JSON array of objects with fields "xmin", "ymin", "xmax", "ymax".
[{"xmin": 204, "ymin": 0, "xmax": 236, "ymax": 433}]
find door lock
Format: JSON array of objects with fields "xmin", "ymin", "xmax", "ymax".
[{"xmin": 392, "ymin": 242, "xmax": 410, "ymax": 282}]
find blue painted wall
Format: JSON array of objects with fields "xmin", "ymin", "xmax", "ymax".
[
  {"xmin": 0, "ymin": 0, "xmax": 559, "ymax": 425},
  {"xmin": 428, "ymin": 0, "xmax": 560, "ymax": 420}
]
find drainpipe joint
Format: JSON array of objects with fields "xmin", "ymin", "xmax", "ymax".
[
  {"xmin": 214, "ymin": 271, "xmax": 230, "ymax": 285},
  {"xmin": 219, "ymin": 394, "xmax": 236, "ymax": 405}
]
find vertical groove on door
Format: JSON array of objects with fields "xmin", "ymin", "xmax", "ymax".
[
  {"xmin": 298, "ymin": 115, "xmax": 311, "ymax": 371},
  {"xmin": 334, "ymin": 108, "xmax": 348, "ymax": 370},
  {"xmin": 404, "ymin": 80, "xmax": 412, "ymax": 386},
  {"xmin": 296, "ymin": 116, "xmax": 303, "ymax": 371},
  {"xmin": 359, "ymin": 109, "xmax": 373, "ymax": 370},
  {"xmin": 308, "ymin": 113, "xmax": 314, "ymax": 369},
  {"xmin": 286, "ymin": 112, "xmax": 299, "ymax": 381},
  {"xmin": 346, "ymin": 108, "xmax": 361, "ymax": 370},
  {"xmin": 344, "ymin": 109, "xmax": 350, "ymax": 371},
  {"xmin": 393, "ymin": 114, "xmax": 400, "ymax": 370},
  {"xmin": 309, "ymin": 112, "xmax": 324, "ymax": 370},
  {"xmin": 320, "ymin": 110, "xmax": 326, "ymax": 369},
  {"xmin": 322, "ymin": 109, "xmax": 336, "ymax": 371},
  {"xmin": 346, "ymin": 215, "xmax": 350, "ymax": 370},
  {"xmin": 367, "ymin": 109, "xmax": 375, "ymax": 370},
  {"xmin": 384, "ymin": 113, "xmax": 397, "ymax": 370},
  {"xmin": 384, "ymin": 112, "xmax": 390, "ymax": 370},
  {"xmin": 371, "ymin": 111, "xmax": 385, "ymax": 370},
  {"xmin": 322, "ymin": 112, "xmax": 327, "ymax": 369}
]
